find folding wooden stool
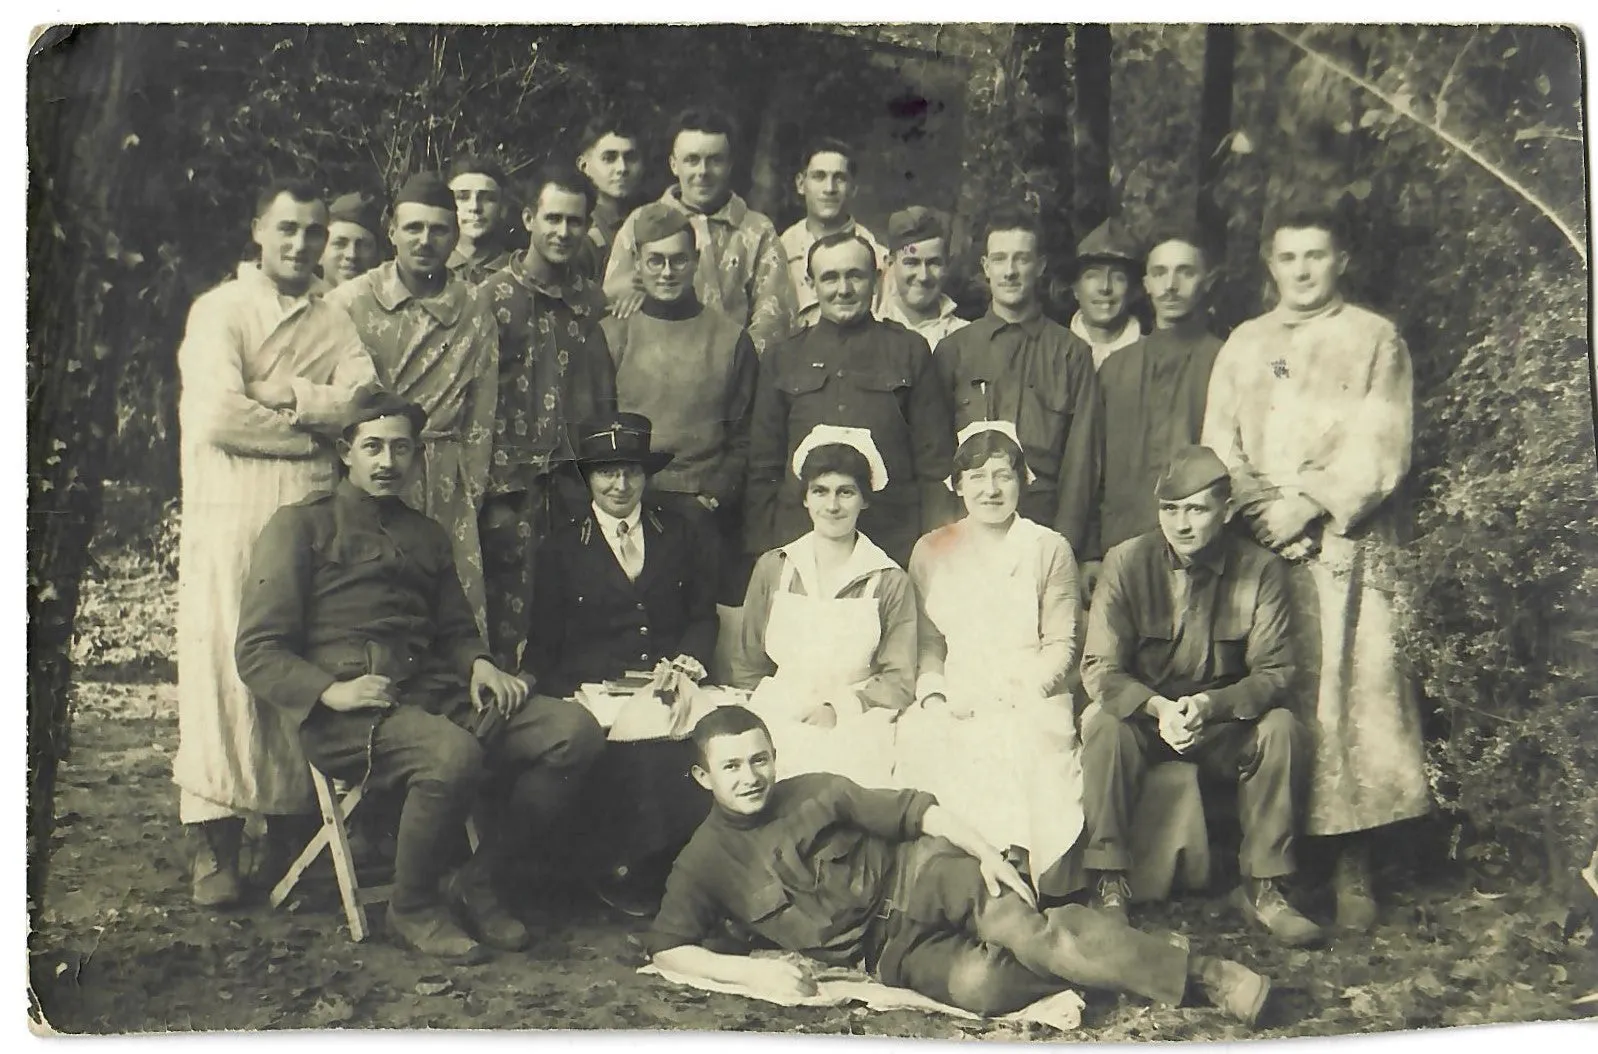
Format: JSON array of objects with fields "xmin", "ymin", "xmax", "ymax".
[{"xmin": 269, "ymin": 765, "xmax": 478, "ymax": 942}]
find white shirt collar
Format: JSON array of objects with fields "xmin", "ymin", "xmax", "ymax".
[
  {"xmin": 1070, "ymin": 311, "xmax": 1142, "ymax": 367},
  {"xmin": 591, "ymin": 502, "xmax": 643, "ymax": 540},
  {"xmin": 779, "ymin": 530, "xmax": 900, "ymax": 597}
]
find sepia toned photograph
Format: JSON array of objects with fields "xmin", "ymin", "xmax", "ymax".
[{"xmin": 23, "ymin": 19, "xmax": 1596, "ymax": 1041}]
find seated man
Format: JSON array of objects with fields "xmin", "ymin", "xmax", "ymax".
[
  {"xmin": 649, "ymin": 706, "xmax": 1273, "ymax": 1027},
  {"xmin": 1079, "ymin": 446, "xmax": 1320, "ymax": 946},
  {"xmin": 236, "ymin": 390, "xmax": 605, "ymax": 962}
]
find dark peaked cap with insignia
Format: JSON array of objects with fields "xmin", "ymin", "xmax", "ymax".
[
  {"xmin": 393, "ymin": 173, "xmax": 456, "ymax": 213},
  {"xmin": 341, "ymin": 387, "xmax": 427, "ymax": 438},
  {"xmin": 1154, "ymin": 445, "xmax": 1232, "ymax": 501},
  {"xmin": 575, "ymin": 412, "xmax": 674, "ymax": 475},
  {"xmin": 887, "ymin": 206, "xmax": 947, "ymax": 253}
]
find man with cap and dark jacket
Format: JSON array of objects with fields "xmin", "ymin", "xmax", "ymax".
[
  {"xmin": 319, "ymin": 191, "xmax": 384, "ymax": 290},
  {"xmin": 1069, "ymin": 218, "xmax": 1145, "ymax": 371},
  {"xmin": 447, "ymin": 154, "xmax": 517, "ymax": 285},
  {"xmin": 1078, "ymin": 445, "xmax": 1320, "ymax": 947},
  {"xmin": 235, "ymin": 389, "xmax": 605, "ymax": 963},
  {"xmin": 600, "ymin": 202, "xmax": 759, "ymax": 606},
  {"xmin": 876, "ymin": 205, "xmax": 969, "ymax": 349}
]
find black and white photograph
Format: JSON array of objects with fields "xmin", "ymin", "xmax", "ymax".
[{"xmin": 22, "ymin": 17, "xmax": 1597, "ymax": 1041}]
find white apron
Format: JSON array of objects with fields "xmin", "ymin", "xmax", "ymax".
[
  {"xmin": 894, "ymin": 527, "xmax": 1084, "ymax": 877},
  {"xmin": 746, "ymin": 556, "xmax": 898, "ymax": 789}
]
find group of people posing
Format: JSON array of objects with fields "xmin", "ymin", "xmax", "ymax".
[{"xmin": 171, "ymin": 102, "xmax": 1430, "ymax": 1026}]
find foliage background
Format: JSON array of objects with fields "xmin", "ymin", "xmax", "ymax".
[{"xmin": 31, "ymin": 23, "xmax": 1595, "ymax": 893}]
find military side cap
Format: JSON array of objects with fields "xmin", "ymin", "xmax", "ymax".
[
  {"xmin": 633, "ymin": 202, "xmax": 694, "ymax": 248},
  {"xmin": 887, "ymin": 206, "xmax": 946, "ymax": 253},
  {"xmin": 343, "ymin": 388, "xmax": 427, "ymax": 437},
  {"xmin": 394, "ymin": 173, "xmax": 456, "ymax": 213},
  {"xmin": 328, "ymin": 191, "xmax": 383, "ymax": 236},
  {"xmin": 1155, "ymin": 445, "xmax": 1231, "ymax": 501},
  {"xmin": 1073, "ymin": 218, "xmax": 1141, "ymax": 271}
]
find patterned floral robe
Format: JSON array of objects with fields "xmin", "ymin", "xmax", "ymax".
[
  {"xmin": 326, "ymin": 262, "xmax": 499, "ymax": 635},
  {"xmin": 1202, "ymin": 297, "xmax": 1430, "ymax": 836}
]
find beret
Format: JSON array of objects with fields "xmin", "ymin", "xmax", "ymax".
[
  {"xmin": 887, "ymin": 206, "xmax": 946, "ymax": 253},
  {"xmin": 342, "ymin": 387, "xmax": 427, "ymax": 438},
  {"xmin": 1154, "ymin": 445, "xmax": 1231, "ymax": 501},
  {"xmin": 393, "ymin": 173, "xmax": 456, "ymax": 214},
  {"xmin": 328, "ymin": 191, "xmax": 383, "ymax": 236},
  {"xmin": 633, "ymin": 201, "xmax": 694, "ymax": 248}
]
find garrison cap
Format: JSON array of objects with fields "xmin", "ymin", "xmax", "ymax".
[
  {"xmin": 393, "ymin": 173, "xmax": 456, "ymax": 214},
  {"xmin": 342, "ymin": 388, "xmax": 427, "ymax": 438},
  {"xmin": 886, "ymin": 206, "xmax": 946, "ymax": 253},
  {"xmin": 328, "ymin": 192, "xmax": 383, "ymax": 236},
  {"xmin": 633, "ymin": 202, "xmax": 695, "ymax": 249},
  {"xmin": 1154, "ymin": 445, "xmax": 1231, "ymax": 501}
]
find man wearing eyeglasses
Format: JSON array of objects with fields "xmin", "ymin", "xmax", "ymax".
[{"xmin": 600, "ymin": 202, "xmax": 758, "ymax": 605}]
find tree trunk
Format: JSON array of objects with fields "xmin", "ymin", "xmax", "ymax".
[
  {"xmin": 27, "ymin": 24, "xmax": 144, "ymax": 944},
  {"xmin": 1071, "ymin": 24, "xmax": 1113, "ymax": 236},
  {"xmin": 1196, "ymin": 25, "xmax": 1237, "ymax": 255}
]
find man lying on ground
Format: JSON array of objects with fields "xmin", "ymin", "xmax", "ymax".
[{"xmin": 646, "ymin": 705, "xmax": 1275, "ymax": 1026}]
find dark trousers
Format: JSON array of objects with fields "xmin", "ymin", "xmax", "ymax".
[
  {"xmin": 1080, "ymin": 705, "xmax": 1309, "ymax": 880},
  {"xmin": 302, "ymin": 696, "xmax": 604, "ymax": 912},
  {"xmin": 876, "ymin": 847, "xmax": 1190, "ymax": 1015},
  {"xmin": 480, "ymin": 471, "xmax": 587, "ymax": 670}
]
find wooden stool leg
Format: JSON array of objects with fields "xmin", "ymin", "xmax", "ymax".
[{"xmin": 311, "ymin": 772, "xmax": 370, "ymax": 942}]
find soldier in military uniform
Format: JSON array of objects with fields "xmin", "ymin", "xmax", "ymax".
[{"xmin": 235, "ymin": 390, "xmax": 605, "ymax": 963}]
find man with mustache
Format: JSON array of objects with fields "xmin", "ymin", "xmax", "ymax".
[
  {"xmin": 746, "ymin": 231, "xmax": 955, "ymax": 567},
  {"xmin": 600, "ymin": 202, "xmax": 758, "ymax": 606},
  {"xmin": 875, "ymin": 206, "xmax": 969, "ymax": 350},
  {"xmin": 603, "ymin": 106, "xmax": 797, "ymax": 355},
  {"xmin": 1202, "ymin": 208, "xmax": 1429, "ymax": 932},
  {"xmin": 933, "ymin": 209, "xmax": 1105, "ymax": 565},
  {"xmin": 478, "ymin": 164, "xmax": 618, "ymax": 671},
  {"xmin": 318, "ymin": 191, "xmax": 384, "ymax": 291},
  {"xmin": 236, "ymin": 389, "xmax": 604, "ymax": 961},
  {"xmin": 174, "ymin": 178, "xmax": 378, "ymax": 907},
  {"xmin": 1095, "ymin": 228, "xmax": 1224, "ymax": 560},
  {"xmin": 576, "ymin": 112, "xmax": 647, "ymax": 281},
  {"xmin": 779, "ymin": 138, "xmax": 888, "ymax": 328},
  {"xmin": 1069, "ymin": 219, "xmax": 1144, "ymax": 371},
  {"xmin": 326, "ymin": 174, "xmax": 501, "ymax": 634},
  {"xmin": 447, "ymin": 155, "xmax": 516, "ymax": 286}
]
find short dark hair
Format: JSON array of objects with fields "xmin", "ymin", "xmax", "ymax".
[
  {"xmin": 1264, "ymin": 206, "xmax": 1346, "ymax": 252},
  {"xmin": 670, "ymin": 106, "xmax": 739, "ymax": 151},
  {"xmin": 799, "ymin": 442, "xmax": 873, "ymax": 493},
  {"xmin": 806, "ymin": 230, "xmax": 879, "ymax": 279},
  {"xmin": 797, "ymin": 136, "xmax": 857, "ymax": 177},
  {"xmin": 690, "ymin": 705, "xmax": 772, "ymax": 769},
  {"xmin": 446, "ymin": 154, "xmax": 509, "ymax": 191},
  {"xmin": 522, "ymin": 163, "xmax": 595, "ymax": 218},
  {"xmin": 951, "ymin": 429, "xmax": 1027, "ymax": 488},
  {"xmin": 1145, "ymin": 224, "xmax": 1213, "ymax": 266},
  {"xmin": 981, "ymin": 207, "xmax": 1045, "ymax": 253},
  {"xmin": 578, "ymin": 111, "xmax": 644, "ymax": 154},
  {"xmin": 253, "ymin": 178, "xmax": 323, "ymax": 220}
]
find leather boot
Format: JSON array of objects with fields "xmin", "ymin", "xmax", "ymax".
[
  {"xmin": 443, "ymin": 855, "xmax": 529, "ymax": 951},
  {"xmin": 1089, "ymin": 871, "xmax": 1132, "ymax": 925},
  {"xmin": 1192, "ymin": 955, "xmax": 1271, "ymax": 1027},
  {"xmin": 1334, "ymin": 840, "xmax": 1378, "ymax": 931},
  {"xmin": 1234, "ymin": 878, "xmax": 1326, "ymax": 947},
  {"xmin": 387, "ymin": 904, "xmax": 491, "ymax": 964},
  {"xmin": 190, "ymin": 818, "xmax": 245, "ymax": 908}
]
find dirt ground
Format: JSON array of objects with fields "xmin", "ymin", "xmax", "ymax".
[{"xmin": 26, "ymin": 547, "xmax": 1598, "ymax": 1038}]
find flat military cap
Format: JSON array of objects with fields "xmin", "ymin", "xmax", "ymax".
[
  {"xmin": 632, "ymin": 201, "xmax": 695, "ymax": 248},
  {"xmin": 393, "ymin": 173, "xmax": 456, "ymax": 213},
  {"xmin": 1072, "ymin": 218, "xmax": 1141, "ymax": 274},
  {"xmin": 887, "ymin": 206, "xmax": 946, "ymax": 253},
  {"xmin": 1155, "ymin": 445, "xmax": 1231, "ymax": 501},
  {"xmin": 342, "ymin": 388, "xmax": 427, "ymax": 438},
  {"xmin": 328, "ymin": 191, "xmax": 383, "ymax": 236}
]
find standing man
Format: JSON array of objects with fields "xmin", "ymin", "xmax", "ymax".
[
  {"xmin": 576, "ymin": 112, "xmax": 647, "ymax": 280},
  {"xmin": 600, "ymin": 203, "xmax": 758, "ymax": 605},
  {"xmin": 779, "ymin": 138, "xmax": 888, "ymax": 328},
  {"xmin": 934, "ymin": 209, "xmax": 1104, "ymax": 563},
  {"xmin": 447, "ymin": 154, "xmax": 516, "ymax": 285},
  {"xmin": 326, "ymin": 174, "xmax": 500, "ymax": 635},
  {"xmin": 174, "ymin": 178, "xmax": 378, "ymax": 907},
  {"xmin": 318, "ymin": 191, "xmax": 384, "ymax": 291},
  {"xmin": 1096, "ymin": 227, "xmax": 1224, "ymax": 558},
  {"xmin": 1202, "ymin": 208, "xmax": 1429, "ymax": 930},
  {"xmin": 236, "ymin": 390, "xmax": 605, "ymax": 961},
  {"xmin": 478, "ymin": 164, "xmax": 617, "ymax": 671},
  {"xmin": 604, "ymin": 106, "xmax": 797, "ymax": 356},
  {"xmin": 1079, "ymin": 447, "xmax": 1320, "ymax": 946},
  {"xmin": 746, "ymin": 231, "xmax": 954, "ymax": 567},
  {"xmin": 875, "ymin": 206, "xmax": 969, "ymax": 350},
  {"xmin": 1069, "ymin": 219, "xmax": 1144, "ymax": 371}
]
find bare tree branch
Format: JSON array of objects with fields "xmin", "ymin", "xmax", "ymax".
[
  {"xmin": 1267, "ymin": 25, "xmax": 1587, "ymax": 264},
  {"xmin": 1437, "ymin": 27, "xmax": 1478, "ymax": 109}
]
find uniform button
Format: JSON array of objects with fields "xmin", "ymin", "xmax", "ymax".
[
  {"xmin": 639, "ymin": 653, "xmax": 650, "ymax": 662},
  {"xmin": 636, "ymin": 602, "xmax": 645, "ymax": 611},
  {"xmin": 640, "ymin": 626, "xmax": 650, "ymax": 636}
]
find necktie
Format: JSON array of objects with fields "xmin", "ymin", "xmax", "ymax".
[{"xmin": 616, "ymin": 520, "xmax": 643, "ymax": 582}]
